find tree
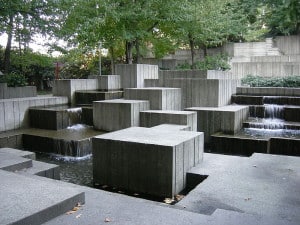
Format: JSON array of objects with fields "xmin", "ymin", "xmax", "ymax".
[{"xmin": 0, "ymin": 0, "xmax": 60, "ymax": 73}]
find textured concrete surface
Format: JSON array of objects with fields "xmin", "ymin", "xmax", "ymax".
[
  {"xmin": 186, "ymin": 105, "xmax": 249, "ymax": 143},
  {"xmin": 93, "ymin": 127, "xmax": 203, "ymax": 197},
  {"xmin": 89, "ymin": 75, "xmax": 121, "ymax": 91},
  {"xmin": 93, "ymin": 99, "xmax": 150, "ymax": 131},
  {"xmin": 0, "ymin": 170, "xmax": 85, "ymax": 225},
  {"xmin": 124, "ymin": 87, "xmax": 181, "ymax": 110},
  {"xmin": 0, "ymin": 83, "xmax": 37, "ymax": 99},
  {"xmin": 177, "ymin": 153, "xmax": 300, "ymax": 223},
  {"xmin": 140, "ymin": 110, "xmax": 197, "ymax": 131},
  {"xmin": 75, "ymin": 90, "xmax": 123, "ymax": 106},
  {"xmin": 236, "ymin": 87, "xmax": 300, "ymax": 97},
  {"xmin": 150, "ymin": 124, "xmax": 191, "ymax": 131}
]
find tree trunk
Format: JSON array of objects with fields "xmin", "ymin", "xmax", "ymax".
[
  {"xmin": 135, "ymin": 39, "xmax": 140, "ymax": 64},
  {"xmin": 4, "ymin": 14, "xmax": 14, "ymax": 73},
  {"xmin": 188, "ymin": 33, "xmax": 195, "ymax": 69},
  {"xmin": 109, "ymin": 47, "xmax": 115, "ymax": 74},
  {"xmin": 126, "ymin": 41, "xmax": 133, "ymax": 64},
  {"xmin": 203, "ymin": 45, "xmax": 208, "ymax": 57}
]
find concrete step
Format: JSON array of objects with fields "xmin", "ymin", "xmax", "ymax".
[
  {"xmin": 243, "ymin": 118, "xmax": 300, "ymax": 130},
  {"xmin": 0, "ymin": 151, "xmax": 33, "ymax": 172},
  {"xmin": 140, "ymin": 110, "xmax": 197, "ymax": 131},
  {"xmin": 232, "ymin": 95, "xmax": 300, "ymax": 106},
  {"xmin": 0, "ymin": 170, "xmax": 84, "ymax": 225},
  {"xmin": 75, "ymin": 90, "xmax": 123, "ymax": 106}
]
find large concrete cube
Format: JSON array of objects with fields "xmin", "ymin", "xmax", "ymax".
[
  {"xmin": 92, "ymin": 127, "xmax": 204, "ymax": 197},
  {"xmin": 115, "ymin": 64, "xmax": 158, "ymax": 89},
  {"xmin": 93, "ymin": 99, "xmax": 150, "ymax": 131},
  {"xmin": 89, "ymin": 75, "xmax": 121, "ymax": 91},
  {"xmin": 140, "ymin": 110, "xmax": 197, "ymax": 131},
  {"xmin": 186, "ymin": 105, "xmax": 249, "ymax": 143},
  {"xmin": 124, "ymin": 87, "xmax": 181, "ymax": 110}
]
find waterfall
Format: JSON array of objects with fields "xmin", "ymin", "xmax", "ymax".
[
  {"xmin": 66, "ymin": 107, "xmax": 82, "ymax": 125},
  {"xmin": 264, "ymin": 104, "xmax": 284, "ymax": 119},
  {"xmin": 247, "ymin": 118, "xmax": 285, "ymax": 130}
]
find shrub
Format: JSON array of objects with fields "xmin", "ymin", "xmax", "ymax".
[
  {"xmin": 5, "ymin": 72, "xmax": 28, "ymax": 87},
  {"xmin": 242, "ymin": 75, "xmax": 300, "ymax": 87},
  {"xmin": 195, "ymin": 54, "xmax": 231, "ymax": 71}
]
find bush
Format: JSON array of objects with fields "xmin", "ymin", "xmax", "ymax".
[
  {"xmin": 242, "ymin": 75, "xmax": 300, "ymax": 87},
  {"xmin": 175, "ymin": 61, "xmax": 191, "ymax": 70},
  {"xmin": 5, "ymin": 72, "xmax": 28, "ymax": 87},
  {"xmin": 195, "ymin": 54, "xmax": 231, "ymax": 71}
]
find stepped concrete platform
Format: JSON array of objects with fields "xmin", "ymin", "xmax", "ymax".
[
  {"xmin": 0, "ymin": 170, "xmax": 85, "ymax": 225},
  {"xmin": 22, "ymin": 127, "xmax": 105, "ymax": 157},
  {"xmin": 75, "ymin": 90, "xmax": 123, "ymax": 106},
  {"xmin": 211, "ymin": 132, "xmax": 300, "ymax": 156},
  {"xmin": 0, "ymin": 151, "xmax": 33, "ymax": 172},
  {"xmin": 93, "ymin": 99, "xmax": 150, "ymax": 131},
  {"xmin": 140, "ymin": 110, "xmax": 197, "ymax": 131},
  {"xmin": 89, "ymin": 75, "xmax": 121, "ymax": 91},
  {"xmin": 0, "ymin": 96, "xmax": 68, "ymax": 132},
  {"xmin": 178, "ymin": 153, "xmax": 300, "ymax": 223},
  {"xmin": 166, "ymin": 78, "xmax": 240, "ymax": 109},
  {"xmin": 186, "ymin": 105, "xmax": 249, "ymax": 143},
  {"xmin": 232, "ymin": 95, "xmax": 300, "ymax": 105},
  {"xmin": 124, "ymin": 87, "xmax": 181, "ymax": 110},
  {"xmin": 0, "ymin": 129, "xmax": 24, "ymax": 148},
  {"xmin": 115, "ymin": 64, "xmax": 159, "ymax": 89},
  {"xmin": 92, "ymin": 127, "xmax": 204, "ymax": 197},
  {"xmin": 150, "ymin": 124, "xmax": 191, "ymax": 131}
]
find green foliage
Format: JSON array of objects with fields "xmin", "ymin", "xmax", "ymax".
[
  {"xmin": 242, "ymin": 75, "xmax": 300, "ymax": 87},
  {"xmin": 195, "ymin": 54, "xmax": 231, "ymax": 71},
  {"xmin": 4, "ymin": 72, "xmax": 27, "ymax": 87},
  {"xmin": 175, "ymin": 61, "xmax": 191, "ymax": 70}
]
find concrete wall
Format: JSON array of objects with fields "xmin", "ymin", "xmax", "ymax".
[
  {"xmin": 236, "ymin": 87, "xmax": 300, "ymax": 96},
  {"xmin": 231, "ymin": 62, "xmax": 300, "ymax": 78},
  {"xmin": 140, "ymin": 110, "xmax": 197, "ymax": 131},
  {"xmin": 53, "ymin": 79, "xmax": 98, "ymax": 106},
  {"xmin": 89, "ymin": 75, "xmax": 121, "ymax": 91},
  {"xmin": 93, "ymin": 99, "xmax": 150, "ymax": 131},
  {"xmin": 92, "ymin": 127, "xmax": 204, "ymax": 197},
  {"xmin": 124, "ymin": 87, "xmax": 181, "ymax": 110},
  {"xmin": 115, "ymin": 64, "xmax": 158, "ymax": 89},
  {"xmin": 186, "ymin": 105, "xmax": 249, "ymax": 143},
  {"xmin": 274, "ymin": 35, "xmax": 300, "ymax": 55},
  {"xmin": 166, "ymin": 78, "xmax": 240, "ymax": 109},
  {"xmin": 0, "ymin": 96, "xmax": 68, "ymax": 132},
  {"xmin": 0, "ymin": 83, "xmax": 37, "ymax": 99}
]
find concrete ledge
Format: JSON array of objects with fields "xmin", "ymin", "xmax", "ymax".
[
  {"xmin": 0, "ymin": 83, "xmax": 37, "ymax": 99},
  {"xmin": 140, "ymin": 110, "xmax": 197, "ymax": 131},
  {"xmin": 0, "ymin": 170, "xmax": 85, "ymax": 225},
  {"xmin": 93, "ymin": 99, "xmax": 150, "ymax": 131},
  {"xmin": 236, "ymin": 87, "xmax": 300, "ymax": 96},
  {"xmin": 89, "ymin": 75, "xmax": 121, "ymax": 91},
  {"xmin": 0, "ymin": 96, "xmax": 68, "ymax": 132},
  {"xmin": 75, "ymin": 90, "xmax": 123, "ymax": 106},
  {"xmin": 150, "ymin": 124, "xmax": 191, "ymax": 131},
  {"xmin": 124, "ymin": 87, "xmax": 181, "ymax": 110},
  {"xmin": 186, "ymin": 105, "xmax": 249, "ymax": 143},
  {"xmin": 0, "ymin": 147, "xmax": 35, "ymax": 159},
  {"xmin": 232, "ymin": 95, "xmax": 300, "ymax": 105},
  {"xmin": 93, "ymin": 127, "xmax": 204, "ymax": 197}
]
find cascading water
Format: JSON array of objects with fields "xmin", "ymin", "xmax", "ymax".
[
  {"xmin": 264, "ymin": 104, "xmax": 284, "ymax": 119},
  {"xmin": 66, "ymin": 107, "xmax": 82, "ymax": 126}
]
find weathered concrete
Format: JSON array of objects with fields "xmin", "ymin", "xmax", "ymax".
[
  {"xmin": 140, "ymin": 110, "xmax": 197, "ymax": 131},
  {"xmin": 150, "ymin": 124, "xmax": 191, "ymax": 131},
  {"xmin": 144, "ymin": 79, "xmax": 160, "ymax": 87},
  {"xmin": 89, "ymin": 75, "xmax": 121, "ymax": 91},
  {"xmin": 166, "ymin": 79, "xmax": 240, "ymax": 109},
  {"xmin": 186, "ymin": 105, "xmax": 249, "ymax": 143},
  {"xmin": 124, "ymin": 87, "xmax": 181, "ymax": 110},
  {"xmin": 93, "ymin": 127, "xmax": 204, "ymax": 197},
  {"xmin": 0, "ymin": 96, "xmax": 68, "ymax": 132},
  {"xmin": 115, "ymin": 64, "xmax": 159, "ymax": 89},
  {"xmin": 236, "ymin": 87, "xmax": 300, "ymax": 97},
  {"xmin": 178, "ymin": 153, "xmax": 300, "ymax": 223},
  {"xmin": 53, "ymin": 79, "xmax": 99, "ymax": 105},
  {"xmin": 75, "ymin": 90, "xmax": 123, "ymax": 106},
  {"xmin": 0, "ymin": 170, "xmax": 84, "ymax": 225},
  {"xmin": 232, "ymin": 95, "xmax": 300, "ymax": 106},
  {"xmin": 93, "ymin": 99, "xmax": 150, "ymax": 131},
  {"xmin": 0, "ymin": 83, "xmax": 37, "ymax": 99},
  {"xmin": 81, "ymin": 106, "xmax": 93, "ymax": 126}
]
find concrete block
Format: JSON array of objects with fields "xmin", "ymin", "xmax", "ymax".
[
  {"xmin": 89, "ymin": 75, "xmax": 122, "ymax": 91},
  {"xmin": 115, "ymin": 64, "xmax": 159, "ymax": 89},
  {"xmin": 92, "ymin": 127, "xmax": 204, "ymax": 197},
  {"xmin": 186, "ymin": 105, "xmax": 249, "ymax": 143},
  {"xmin": 93, "ymin": 99, "xmax": 150, "ymax": 131},
  {"xmin": 144, "ymin": 79, "xmax": 159, "ymax": 87},
  {"xmin": 75, "ymin": 90, "xmax": 123, "ymax": 106},
  {"xmin": 150, "ymin": 124, "xmax": 191, "ymax": 131},
  {"xmin": 140, "ymin": 110, "xmax": 197, "ymax": 131},
  {"xmin": 124, "ymin": 87, "xmax": 181, "ymax": 110}
]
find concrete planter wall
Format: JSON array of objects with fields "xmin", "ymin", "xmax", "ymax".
[
  {"xmin": 0, "ymin": 83, "xmax": 37, "ymax": 99},
  {"xmin": 236, "ymin": 87, "xmax": 300, "ymax": 96}
]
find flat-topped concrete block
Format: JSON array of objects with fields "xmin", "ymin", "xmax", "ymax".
[
  {"xmin": 186, "ymin": 105, "xmax": 249, "ymax": 143},
  {"xmin": 0, "ymin": 170, "xmax": 84, "ymax": 225},
  {"xmin": 89, "ymin": 75, "xmax": 121, "ymax": 91},
  {"xmin": 93, "ymin": 127, "xmax": 204, "ymax": 197},
  {"xmin": 53, "ymin": 79, "xmax": 99, "ymax": 105},
  {"xmin": 150, "ymin": 124, "xmax": 191, "ymax": 131},
  {"xmin": 140, "ymin": 110, "xmax": 197, "ymax": 131},
  {"xmin": 75, "ymin": 90, "xmax": 123, "ymax": 106},
  {"xmin": 0, "ymin": 147, "xmax": 36, "ymax": 160},
  {"xmin": 0, "ymin": 83, "xmax": 37, "ymax": 99},
  {"xmin": 115, "ymin": 64, "xmax": 159, "ymax": 89},
  {"xmin": 124, "ymin": 87, "xmax": 181, "ymax": 110},
  {"xmin": 93, "ymin": 99, "xmax": 150, "ymax": 131},
  {"xmin": 166, "ymin": 78, "xmax": 240, "ymax": 109},
  {"xmin": 0, "ymin": 151, "xmax": 33, "ymax": 172}
]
